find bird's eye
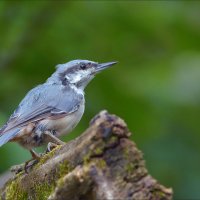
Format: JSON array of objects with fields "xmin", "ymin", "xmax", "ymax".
[
  {"xmin": 62, "ymin": 77, "xmax": 68, "ymax": 86},
  {"xmin": 80, "ymin": 63, "xmax": 87, "ymax": 70}
]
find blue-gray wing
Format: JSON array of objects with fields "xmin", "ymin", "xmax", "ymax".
[{"xmin": 1, "ymin": 84, "xmax": 83, "ymax": 134}]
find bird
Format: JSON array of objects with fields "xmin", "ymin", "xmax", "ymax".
[{"xmin": 0, "ymin": 59, "xmax": 117, "ymax": 161}]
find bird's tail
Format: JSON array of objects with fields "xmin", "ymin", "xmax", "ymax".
[{"xmin": 0, "ymin": 128, "xmax": 20, "ymax": 147}]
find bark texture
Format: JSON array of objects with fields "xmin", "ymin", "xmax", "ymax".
[{"xmin": 0, "ymin": 110, "xmax": 172, "ymax": 200}]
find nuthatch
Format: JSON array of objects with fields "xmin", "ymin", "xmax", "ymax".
[{"xmin": 0, "ymin": 59, "xmax": 117, "ymax": 161}]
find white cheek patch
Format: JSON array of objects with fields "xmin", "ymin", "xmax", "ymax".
[
  {"xmin": 66, "ymin": 71, "xmax": 89, "ymax": 84},
  {"xmin": 73, "ymin": 73, "xmax": 82, "ymax": 83}
]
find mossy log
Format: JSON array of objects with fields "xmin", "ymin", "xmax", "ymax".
[{"xmin": 0, "ymin": 110, "xmax": 172, "ymax": 200}]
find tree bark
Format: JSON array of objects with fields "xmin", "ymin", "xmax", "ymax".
[{"xmin": 0, "ymin": 110, "xmax": 172, "ymax": 200}]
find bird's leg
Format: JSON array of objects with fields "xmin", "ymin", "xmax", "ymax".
[
  {"xmin": 43, "ymin": 130, "xmax": 65, "ymax": 153},
  {"xmin": 11, "ymin": 149, "xmax": 41, "ymax": 174},
  {"xmin": 24, "ymin": 149, "xmax": 41, "ymax": 173},
  {"xmin": 29, "ymin": 149, "xmax": 41, "ymax": 160},
  {"xmin": 43, "ymin": 130, "xmax": 65, "ymax": 145}
]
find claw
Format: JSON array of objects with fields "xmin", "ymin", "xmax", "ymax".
[
  {"xmin": 24, "ymin": 158, "xmax": 39, "ymax": 174},
  {"xmin": 10, "ymin": 150, "xmax": 41, "ymax": 174},
  {"xmin": 46, "ymin": 142, "xmax": 58, "ymax": 153}
]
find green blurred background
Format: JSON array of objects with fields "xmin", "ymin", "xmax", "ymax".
[{"xmin": 0, "ymin": 1, "xmax": 200, "ymax": 198}]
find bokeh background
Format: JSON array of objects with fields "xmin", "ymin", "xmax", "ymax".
[{"xmin": 0, "ymin": 1, "xmax": 200, "ymax": 198}]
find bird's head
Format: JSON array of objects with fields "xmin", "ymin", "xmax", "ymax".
[{"xmin": 48, "ymin": 59, "xmax": 117, "ymax": 89}]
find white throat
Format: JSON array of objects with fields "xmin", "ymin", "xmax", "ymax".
[{"xmin": 69, "ymin": 84, "xmax": 85, "ymax": 95}]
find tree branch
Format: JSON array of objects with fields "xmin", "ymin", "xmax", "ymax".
[{"xmin": 0, "ymin": 110, "xmax": 172, "ymax": 200}]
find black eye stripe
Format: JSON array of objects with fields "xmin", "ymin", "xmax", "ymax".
[{"xmin": 80, "ymin": 63, "xmax": 87, "ymax": 70}]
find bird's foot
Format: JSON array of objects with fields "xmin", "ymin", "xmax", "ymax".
[
  {"xmin": 10, "ymin": 150, "xmax": 42, "ymax": 174},
  {"xmin": 10, "ymin": 159, "xmax": 39, "ymax": 174},
  {"xmin": 46, "ymin": 142, "xmax": 59, "ymax": 153},
  {"xmin": 22, "ymin": 149, "xmax": 42, "ymax": 173}
]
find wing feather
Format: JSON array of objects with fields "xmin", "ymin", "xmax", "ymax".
[{"xmin": 1, "ymin": 84, "xmax": 83, "ymax": 134}]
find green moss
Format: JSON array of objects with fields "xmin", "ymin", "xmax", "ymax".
[
  {"xmin": 152, "ymin": 189, "xmax": 167, "ymax": 199},
  {"xmin": 4, "ymin": 172, "xmax": 54, "ymax": 199},
  {"xmin": 34, "ymin": 182, "xmax": 54, "ymax": 199},
  {"xmin": 29, "ymin": 160, "xmax": 71, "ymax": 199},
  {"xmin": 33, "ymin": 145, "xmax": 62, "ymax": 170},
  {"xmin": 126, "ymin": 162, "xmax": 135, "ymax": 174},
  {"xmin": 5, "ymin": 179, "xmax": 28, "ymax": 200},
  {"xmin": 33, "ymin": 160, "xmax": 72, "ymax": 198},
  {"xmin": 83, "ymin": 151, "xmax": 92, "ymax": 165},
  {"xmin": 38, "ymin": 145, "xmax": 62, "ymax": 165},
  {"xmin": 58, "ymin": 160, "xmax": 72, "ymax": 178},
  {"xmin": 56, "ymin": 176, "xmax": 65, "ymax": 189},
  {"xmin": 96, "ymin": 159, "xmax": 106, "ymax": 169},
  {"xmin": 108, "ymin": 136, "xmax": 118, "ymax": 145},
  {"xmin": 54, "ymin": 160, "xmax": 72, "ymax": 188},
  {"xmin": 123, "ymin": 146, "xmax": 130, "ymax": 160},
  {"xmin": 4, "ymin": 146, "xmax": 75, "ymax": 199},
  {"xmin": 94, "ymin": 147, "xmax": 103, "ymax": 155}
]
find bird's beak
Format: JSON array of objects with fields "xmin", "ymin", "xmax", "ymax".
[{"xmin": 95, "ymin": 61, "xmax": 118, "ymax": 73}]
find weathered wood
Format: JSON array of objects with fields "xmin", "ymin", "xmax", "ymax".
[{"xmin": 0, "ymin": 110, "xmax": 172, "ymax": 200}]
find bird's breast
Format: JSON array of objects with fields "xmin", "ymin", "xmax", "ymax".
[{"xmin": 40, "ymin": 101, "xmax": 85, "ymax": 137}]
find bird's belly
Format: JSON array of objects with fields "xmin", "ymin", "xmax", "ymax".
[{"xmin": 41, "ymin": 103, "xmax": 85, "ymax": 137}]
